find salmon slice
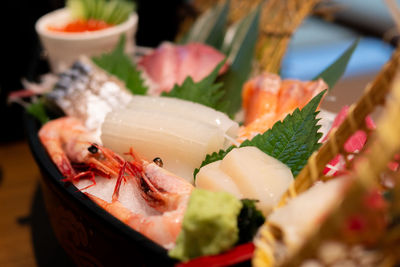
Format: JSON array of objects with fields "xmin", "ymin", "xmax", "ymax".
[
  {"xmin": 242, "ymin": 73, "xmax": 281, "ymax": 125},
  {"xmin": 238, "ymin": 73, "xmax": 327, "ymax": 142}
]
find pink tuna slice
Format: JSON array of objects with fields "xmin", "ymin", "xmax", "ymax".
[
  {"xmin": 323, "ymin": 106, "xmax": 375, "ymax": 176},
  {"xmin": 138, "ymin": 42, "xmax": 228, "ymax": 95}
]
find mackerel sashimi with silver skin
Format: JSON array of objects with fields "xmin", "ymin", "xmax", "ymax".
[{"xmin": 47, "ymin": 57, "xmax": 133, "ymax": 140}]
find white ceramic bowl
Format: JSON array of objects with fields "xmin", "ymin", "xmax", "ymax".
[{"xmin": 35, "ymin": 8, "xmax": 138, "ymax": 73}]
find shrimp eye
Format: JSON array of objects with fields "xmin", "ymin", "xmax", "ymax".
[
  {"xmin": 153, "ymin": 157, "xmax": 163, "ymax": 167},
  {"xmin": 88, "ymin": 144, "xmax": 99, "ymax": 154}
]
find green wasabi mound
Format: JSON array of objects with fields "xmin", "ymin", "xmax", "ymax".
[{"xmin": 169, "ymin": 189, "xmax": 243, "ymax": 261}]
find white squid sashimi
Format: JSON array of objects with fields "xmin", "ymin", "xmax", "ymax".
[
  {"xmin": 127, "ymin": 95, "xmax": 239, "ymax": 144},
  {"xmin": 101, "ymin": 109, "xmax": 226, "ymax": 183},
  {"xmin": 196, "ymin": 146, "xmax": 294, "ymax": 215}
]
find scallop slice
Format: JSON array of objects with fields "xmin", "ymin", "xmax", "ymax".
[
  {"xmin": 195, "ymin": 161, "xmax": 243, "ymax": 198},
  {"xmin": 127, "ymin": 95, "xmax": 239, "ymax": 146},
  {"xmin": 101, "ymin": 108, "xmax": 225, "ymax": 183},
  {"xmin": 220, "ymin": 147, "xmax": 293, "ymax": 214},
  {"xmin": 196, "ymin": 146, "xmax": 293, "ymax": 215}
]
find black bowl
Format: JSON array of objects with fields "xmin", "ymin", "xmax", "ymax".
[{"xmin": 24, "ymin": 113, "xmax": 175, "ymax": 267}]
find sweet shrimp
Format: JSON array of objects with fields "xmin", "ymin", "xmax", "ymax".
[
  {"xmin": 38, "ymin": 116, "xmax": 124, "ymax": 189},
  {"xmin": 39, "ymin": 116, "xmax": 194, "ymax": 248},
  {"xmin": 89, "ymin": 151, "xmax": 194, "ymax": 249}
]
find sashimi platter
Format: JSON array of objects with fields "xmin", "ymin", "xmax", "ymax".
[{"xmin": 17, "ymin": 0, "xmax": 400, "ymax": 266}]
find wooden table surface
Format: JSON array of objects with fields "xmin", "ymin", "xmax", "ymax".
[{"xmin": 0, "ymin": 141, "xmax": 39, "ymax": 267}]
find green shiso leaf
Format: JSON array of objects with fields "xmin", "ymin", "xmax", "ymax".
[
  {"xmin": 240, "ymin": 90, "xmax": 325, "ymax": 176},
  {"xmin": 195, "ymin": 90, "xmax": 326, "ymax": 178},
  {"xmin": 181, "ymin": 0, "xmax": 230, "ymax": 49},
  {"xmin": 27, "ymin": 99, "xmax": 50, "ymax": 125},
  {"xmin": 162, "ymin": 59, "xmax": 228, "ymax": 111},
  {"xmin": 313, "ymin": 38, "xmax": 359, "ymax": 90},
  {"xmin": 92, "ymin": 35, "xmax": 147, "ymax": 95},
  {"xmin": 218, "ymin": 5, "xmax": 261, "ymax": 117},
  {"xmin": 67, "ymin": 0, "xmax": 134, "ymax": 25},
  {"xmin": 237, "ymin": 199, "xmax": 265, "ymax": 244}
]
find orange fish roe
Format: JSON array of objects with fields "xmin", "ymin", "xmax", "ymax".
[{"xmin": 48, "ymin": 19, "xmax": 113, "ymax": 33}]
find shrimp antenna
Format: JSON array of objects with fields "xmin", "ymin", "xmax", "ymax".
[{"xmin": 112, "ymin": 162, "xmax": 127, "ymax": 202}]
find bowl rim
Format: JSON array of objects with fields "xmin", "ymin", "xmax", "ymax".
[
  {"xmin": 35, "ymin": 8, "xmax": 138, "ymax": 41},
  {"xmin": 23, "ymin": 112, "xmax": 173, "ymax": 263}
]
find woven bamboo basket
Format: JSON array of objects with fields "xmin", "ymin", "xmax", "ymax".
[
  {"xmin": 253, "ymin": 47, "xmax": 400, "ymax": 266},
  {"xmin": 285, "ymin": 47, "xmax": 400, "ymax": 200}
]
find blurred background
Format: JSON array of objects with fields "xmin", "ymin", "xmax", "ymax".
[
  {"xmin": 1, "ymin": 0, "xmax": 186, "ymax": 142},
  {"xmin": 0, "ymin": 0, "xmax": 398, "ymax": 266}
]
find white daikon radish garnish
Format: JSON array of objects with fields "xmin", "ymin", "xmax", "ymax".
[
  {"xmin": 127, "ymin": 96, "xmax": 239, "ymax": 145},
  {"xmin": 196, "ymin": 146, "xmax": 293, "ymax": 215},
  {"xmin": 101, "ymin": 108, "xmax": 226, "ymax": 183},
  {"xmin": 268, "ymin": 177, "xmax": 348, "ymax": 249},
  {"xmin": 195, "ymin": 161, "xmax": 243, "ymax": 198}
]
